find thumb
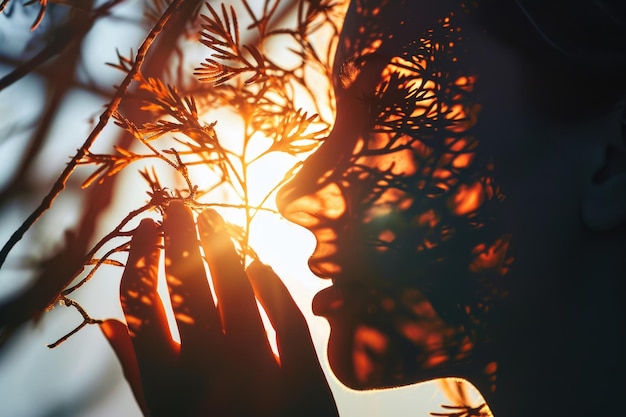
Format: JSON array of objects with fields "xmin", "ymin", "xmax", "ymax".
[{"xmin": 100, "ymin": 319, "xmax": 148, "ymax": 415}]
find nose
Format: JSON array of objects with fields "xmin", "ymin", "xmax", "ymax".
[
  {"xmin": 276, "ymin": 136, "xmax": 351, "ymax": 280},
  {"xmin": 276, "ymin": 142, "xmax": 347, "ymax": 229},
  {"xmin": 277, "ymin": 89, "xmax": 371, "ymax": 229},
  {"xmin": 278, "ymin": 179, "xmax": 346, "ymax": 229}
]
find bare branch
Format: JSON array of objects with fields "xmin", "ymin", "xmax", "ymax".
[{"xmin": 0, "ymin": 0, "xmax": 186, "ymax": 269}]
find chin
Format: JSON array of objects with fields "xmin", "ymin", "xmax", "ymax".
[
  {"xmin": 326, "ymin": 324, "xmax": 386, "ymax": 390},
  {"xmin": 324, "ymin": 316, "xmax": 465, "ymax": 391},
  {"xmin": 326, "ymin": 326, "xmax": 434, "ymax": 391},
  {"xmin": 319, "ymin": 284, "xmax": 498, "ymax": 393},
  {"xmin": 321, "ymin": 308, "xmax": 389, "ymax": 390}
]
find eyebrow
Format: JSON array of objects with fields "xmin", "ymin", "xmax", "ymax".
[
  {"xmin": 349, "ymin": 52, "xmax": 393, "ymax": 67},
  {"xmin": 338, "ymin": 52, "xmax": 392, "ymax": 89}
]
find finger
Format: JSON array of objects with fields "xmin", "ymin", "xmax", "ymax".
[
  {"xmin": 245, "ymin": 261, "xmax": 316, "ymax": 369},
  {"xmin": 120, "ymin": 218, "xmax": 177, "ymax": 363},
  {"xmin": 246, "ymin": 261, "xmax": 338, "ymax": 416},
  {"xmin": 100, "ymin": 319, "xmax": 148, "ymax": 416},
  {"xmin": 103, "ymin": 316, "xmax": 194, "ymax": 417},
  {"xmin": 163, "ymin": 201, "xmax": 221, "ymax": 361},
  {"xmin": 197, "ymin": 209, "xmax": 272, "ymax": 356}
]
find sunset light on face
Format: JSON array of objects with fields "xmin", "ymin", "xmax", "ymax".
[{"xmin": 275, "ymin": 5, "xmax": 511, "ymax": 413}]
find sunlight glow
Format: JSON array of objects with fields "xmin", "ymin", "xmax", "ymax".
[{"xmin": 147, "ymin": 0, "xmax": 344, "ymax": 350}]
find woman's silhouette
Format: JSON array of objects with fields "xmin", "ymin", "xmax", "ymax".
[{"xmin": 104, "ymin": 1, "xmax": 626, "ymax": 415}]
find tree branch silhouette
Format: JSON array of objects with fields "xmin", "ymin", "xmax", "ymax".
[{"xmin": 0, "ymin": 0, "xmax": 185, "ymax": 270}]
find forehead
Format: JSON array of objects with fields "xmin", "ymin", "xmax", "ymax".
[
  {"xmin": 334, "ymin": 2, "xmax": 510, "ymax": 106},
  {"xmin": 333, "ymin": 1, "xmax": 500, "ymax": 99},
  {"xmin": 335, "ymin": 1, "xmax": 626, "ymax": 118},
  {"xmin": 337, "ymin": 0, "xmax": 626, "ymax": 69}
]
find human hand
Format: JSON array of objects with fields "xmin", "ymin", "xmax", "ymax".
[{"xmin": 101, "ymin": 201, "xmax": 338, "ymax": 417}]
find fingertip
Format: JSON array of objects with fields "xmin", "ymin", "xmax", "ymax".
[
  {"xmin": 100, "ymin": 318, "xmax": 129, "ymax": 345},
  {"xmin": 197, "ymin": 208, "xmax": 225, "ymax": 236},
  {"xmin": 246, "ymin": 261, "xmax": 287, "ymax": 302},
  {"xmin": 163, "ymin": 200, "xmax": 196, "ymax": 237},
  {"xmin": 246, "ymin": 260, "xmax": 274, "ymax": 281},
  {"xmin": 246, "ymin": 262, "xmax": 307, "ymax": 333},
  {"xmin": 164, "ymin": 199, "xmax": 186, "ymax": 215},
  {"xmin": 138, "ymin": 217, "xmax": 157, "ymax": 228},
  {"xmin": 131, "ymin": 218, "xmax": 159, "ymax": 251}
]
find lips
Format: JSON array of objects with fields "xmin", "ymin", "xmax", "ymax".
[
  {"xmin": 312, "ymin": 284, "xmax": 346, "ymax": 316},
  {"xmin": 306, "ymin": 231, "xmax": 370, "ymax": 316},
  {"xmin": 308, "ymin": 250, "xmax": 353, "ymax": 317},
  {"xmin": 309, "ymin": 250, "xmax": 374, "ymax": 317},
  {"xmin": 308, "ymin": 254, "xmax": 341, "ymax": 279}
]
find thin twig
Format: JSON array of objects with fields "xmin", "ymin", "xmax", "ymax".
[
  {"xmin": 71, "ymin": 201, "xmax": 154, "ymax": 278},
  {"xmin": 62, "ymin": 241, "xmax": 130, "ymax": 296},
  {"xmin": 46, "ymin": 296, "xmax": 103, "ymax": 348}
]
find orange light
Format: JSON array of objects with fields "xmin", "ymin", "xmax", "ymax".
[
  {"xmin": 415, "ymin": 209, "xmax": 439, "ymax": 228},
  {"xmin": 353, "ymin": 325, "xmax": 388, "ymax": 382},
  {"xmin": 449, "ymin": 181, "xmax": 484, "ymax": 215},
  {"xmin": 469, "ymin": 238, "xmax": 512, "ymax": 274},
  {"xmin": 452, "ymin": 153, "xmax": 473, "ymax": 168}
]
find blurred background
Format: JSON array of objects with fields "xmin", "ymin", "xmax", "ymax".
[{"xmin": 0, "ymin": 0, "xmax": 486, "ymax": 415}]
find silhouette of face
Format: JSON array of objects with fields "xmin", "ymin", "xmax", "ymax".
[{"xmin": 277, "ymin": 0, "xmax": 626, "ymax": 391}]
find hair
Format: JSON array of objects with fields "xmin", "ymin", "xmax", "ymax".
[
  {"xmin": 468, "ymin": 0, "xmax": 626, "ymax": 119},
  {"xmin": 471, "ymin": 0, "xmax": 626, "ymax": 64}
]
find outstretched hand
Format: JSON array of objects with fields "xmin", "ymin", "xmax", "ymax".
[{"xmin": 101, "ymin": 201, "xmax": 338, "ymax": 417}]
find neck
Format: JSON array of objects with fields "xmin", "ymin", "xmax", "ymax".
[{"xmin": 484, "ymin": 268, "xmax": 626, "ymax": 416}]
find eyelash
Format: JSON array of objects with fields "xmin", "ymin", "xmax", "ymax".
[{"xmin": 355, "ymin": 90, "xmax": 384, "ymax": 123}]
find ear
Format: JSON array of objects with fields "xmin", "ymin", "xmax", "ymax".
[{"xmin": 581, "ymin": 143, "xmax": 626, "ymax": 231}]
